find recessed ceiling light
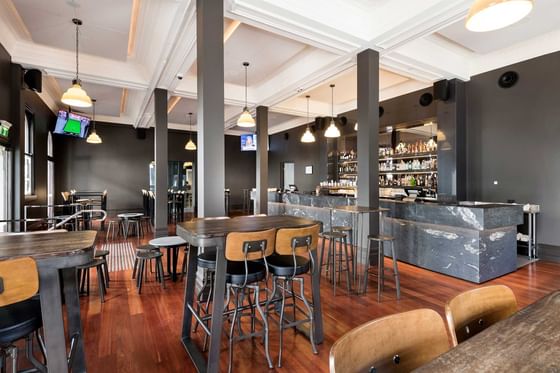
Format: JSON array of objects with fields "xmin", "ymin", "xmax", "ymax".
[{"xmin": 466, "ymin": 0, "xmax": 534, "ymax": 32}]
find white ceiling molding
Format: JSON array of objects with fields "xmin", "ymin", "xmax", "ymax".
[{"xmin": 267, "ymin": 116, "xmax": 309, "ymax": 135}]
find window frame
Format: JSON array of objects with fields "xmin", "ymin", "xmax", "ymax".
[{"xmin": 24, "ymin": 109, "xmax": 35, "ymax": 197}]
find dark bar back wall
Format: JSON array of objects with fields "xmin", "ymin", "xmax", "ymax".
[{"xmin": 54, "ymin": 124, "xmax": 256, "ymax": 212}]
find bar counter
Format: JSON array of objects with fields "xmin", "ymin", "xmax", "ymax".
[{"xmin": 270, "ymin": 193, "xmax": 523, "ymax": 283}]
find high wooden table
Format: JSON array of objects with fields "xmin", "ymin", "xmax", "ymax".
[
  {"xmin": 415, "ymin": 290, "xmax": 560, "ymax": 372},
  {"xmin": 177, "ymin": 215, "xmax": 324, "ymax": 373},
  {"xmin": 0, "ymin": 230, "xmax": 96, "ymax": 373}
]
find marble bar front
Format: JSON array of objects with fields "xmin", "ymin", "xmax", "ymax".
[{"xmin": 269, "ymin": 193, "xmax": 523, "ymax": 283}]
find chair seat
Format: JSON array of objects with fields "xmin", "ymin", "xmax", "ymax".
[
  {"xmin": 137, "ymin": 244, "xmax": 157, "ymax": 252},
  {"xmin": 77, "ymin": 258, "xmax": 106, "ymax": 269},
  {"xmin": 267, "ymin": 254, "xmax": 310, "ymax": 277},
  {"xmin": 197, "ymin": 250, "xmax": 216, "ymax": 270},
  {"xmin": 332, "ymin": 226, "xmax": 352, "ymax": 232},
  {"xmin": 136, "ymin": 251, "xmax": 163, "ymax": 260},
  {"xmin": 226, "ymin": 261, "xmax": 266, "ymax": 285},
  {"xmin": 0, "ymin": 298, "xmax": 42, "ymax": 345},
  {"xmin": 368, "ymin": 234, "xmax": 394, "ymax": 242},
  {"xmin": 94, "ymin": 250, "xmax": 110, "ymax": 257},
  {"xmin": 319, "ymin": 231, "xmax": 346, "ymax": 239}
]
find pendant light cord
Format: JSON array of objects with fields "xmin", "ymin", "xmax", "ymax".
[
  {"xmin": 244, "ymin": 64, "xmax": 248, "ymax": 108},
  {"xmin": 306, "ymin": 95, "xmax": 310, "ymax": 129},
  {"xmin": 330, "ymin": 84, "xmax": 335, "ymax": 119},
  {"xmin": 75, "ymin": 22, "xmax": 79, "ymax": 81}
]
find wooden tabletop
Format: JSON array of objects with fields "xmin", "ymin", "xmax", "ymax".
[
  {"xmin": 0, "ymin": 231, "xmax": 97, "ymax": 260},
  {"xmin": 333, "ymin": 205, "xmax": 390, "ymax": 213},
  {"xmin": 414, "ymin": 290, "xmax": 560, "ymax": 372},
  {"xmin": 177, "ymin": 215, "xmax": 319, "ymax": 239}
]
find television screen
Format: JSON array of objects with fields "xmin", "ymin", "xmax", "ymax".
[
  {"xmin": 54, "ymin": 110, "xmax": 90, "ymax": 138},
  {"xmin": 240, "ymin": 134, "xmax": 257, "ymax": 151}
]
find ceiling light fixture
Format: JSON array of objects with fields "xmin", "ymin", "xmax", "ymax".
[
  {"xmin": 86, "ymin": 99, "xmax": 102, "ymax": 144},
  {"xmin": 354, "ymin": 122, "xmax": 358, "ymax": 131},
  {"xmin": 185, "ymin": 112, "xmax": 197, "ymax": 151},
  {"xmin": 466, "ymin": 0, "xmax": 534, "ymax": 32},
  {"xmin": 301, "ymin": 95, "xmax": 316, "ymax": 143},
  {"xmin": 61, "ymin": 18, "xmax": 92, "ymax": 108},
  {"xmin": 325, "ymin": 84, "xmax": 340, "ymax": 138},
  {"xmin": 237, "ymin": 62, "xmax": 255, "ymax": 127}
]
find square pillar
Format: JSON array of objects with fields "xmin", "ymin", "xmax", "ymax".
[
  {"xmin": 153, "ymin": 88, "xmax": 168, "ymax": 237},
  {"xmin": 255, "ymin": 106, "xmax": 268, "ymax": 214}
]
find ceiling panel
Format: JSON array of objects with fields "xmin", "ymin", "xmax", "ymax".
[
  {"xmin": 224, "ymin": 23, "xmax": 309, "ymax": 86},
  {"xmin": 56, "ymin": 78, "xmax": 123, "ymax": 116},
  {"xmin": 437, "ymin": 0, "xmax": 560, "ymax": 54},
  {"xmin": 12, "ymin": 0, "xmax": 132, "ymax": 61}
]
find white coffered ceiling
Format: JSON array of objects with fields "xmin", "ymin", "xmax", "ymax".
[{"xmin": 1, "ymin": 0, "xmax": 560, "ymax": 135}]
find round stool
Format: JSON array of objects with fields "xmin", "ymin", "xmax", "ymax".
[
  {"xmin": 94, "ymin": 249, "xmax": 110, "ymax": 287},
  {"xmin": 106, "ymin": 220, "xmax": 118, "ymax": 241},
  {"xmin": 132, "ymin": 244, "xmax": 157, "ymax": 279},
  {"xmin": 319, "ymin": 231, "xmax": 352, "ymax": 295},
  {"xmin": 135, "ymin": 251, "xmax": 165, "ymax": 294},
  {"xmin": 366, "ymin": 234, "xmax": 401, "ymax": 301},
  {"xmin": 77, "ymin": 258, "xmax": 107, "ymax": 303}
]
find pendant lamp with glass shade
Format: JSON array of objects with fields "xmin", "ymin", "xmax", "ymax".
[
  {"xmin": 466, "ymin": 0, "xmax": 534, "ymax": 32},
  {"xmin": 185, "ymin": 112, "xmax": 197, "ymax": 150},
  {"xmin": 301, "ymin": 95, "xmax": 316, "ymax": 143},
  {"xmin": 61, "ymin": 19, "xmax": 92, "ymax": 108},
  {"xmin": 324, "ymin": 84, "xmax": 341, "ymax": 138},
  {"xmin": 354, "ymin": 122, "xmax": 358, "ymax": 131},
  {"xmin": 86, "ymin": 99, "xmax": 102, "ymax": 144},
  {"xmin": 237, "ymin": 62, "xmax": 255, "ymax": 127}
]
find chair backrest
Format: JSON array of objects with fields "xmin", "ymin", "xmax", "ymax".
[
  {"xmin": 329, "ymin": 308, "xmax": 450, "ymax": 373},
  {"xmin": 0, "ymin": 257, "xmax": 39, "ymax": 307},
  {"xmin": 275, "ymin": 224, "xmax": 320, "ymax": 256},
  {"xmin": 225, "ymin": 229, "xmax": 276, "ymax": 262},
  {"xmin": 445, "ymin": 284, "xmax": 517, "ymax": 346}
]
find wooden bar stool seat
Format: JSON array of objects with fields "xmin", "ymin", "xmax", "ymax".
[{"xmin": 366, "ymin": 234, "xmax": 400, "ymax": 301}]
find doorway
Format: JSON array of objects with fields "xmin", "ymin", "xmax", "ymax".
[{"xmin": 281, "ymin": 162, "xmax": 295, "ymax": 191}]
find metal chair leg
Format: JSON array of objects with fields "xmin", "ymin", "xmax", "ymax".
[
  {"xmin": 278, "ymin": 278, "xmax": 286, "ymax": 367},
  {"xmin": 227, "ymin": 288, "xmax": 240, "ymax": 373},
  {"xmin": 343, "ymin": 236, "xmax": 352, "ymax": 293},
  {"xmin": 254, "ymin": 285, "xmax": 273, "ymax": 369},
  {"xmin": 391, "ymin": 241, "xmax": 401, "ymax": 300}
]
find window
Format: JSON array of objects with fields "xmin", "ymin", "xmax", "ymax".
[
  {"xmin": 47, "ymin": 131, "xmax": 54, "ymax": 219},
  {"xmin": 0, "ymin": 146, "xmax": 11, "ymax": 232},
  {"xmin": 24, "ymin": 111, "xmax": 34, "ymax": 196}
]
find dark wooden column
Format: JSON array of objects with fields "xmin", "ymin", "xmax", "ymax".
[
  {"xmin": 255, "ymin": 106, "xmax": 268, "ymax": 214},
  {"xmin": 357, "ymin": 49, "xmax": 380, "ymax": 234},
  {"xmin": 436, "ymin": 79, "xmax": 467, "ymax": 202},
  {"xmin": 196, "ymin": 0, "xmax": 225, "ymax": 217},
  {"xmin": 153, "ymin": 88, "xmax": 168, "ymax": 237}
]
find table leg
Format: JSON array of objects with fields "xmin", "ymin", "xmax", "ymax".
[
  {"xmin": 172, "ymin": 246, "xmax": 179, "ymax": 282},
  {"xmin": 310, "ymin": 248, "xmax": 324, "ymax": 344},
  {"xmin": 166, "ymin": 247, "xmax": 172, "ymax": 275},
  {"xmin": 207, "ymin": 240, "xmax": 227, "ymax": 372},
  {"xmin": 62, "ymin": 267, "xmax": 87, "ymax": 373},
  {"xmin": 38, "ymin": 267, "xmax": 69, "ymax": 373}
]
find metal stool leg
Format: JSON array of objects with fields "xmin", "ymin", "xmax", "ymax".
[
  {"xmin": 377, "ymin": 241, "xmax": 383, "ymax": 302},
  {"xmin": 391, "ymin": 241, "xmax": 401, "ymax": 300},
  {"xmin": 343, "ymin": 236, "xmax": 352, "ymax": 293},
  {"xmin": 157, "ymin": 257, "xmax": 166, "ymax": 290}
]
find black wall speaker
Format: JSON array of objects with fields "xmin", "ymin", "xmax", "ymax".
[
  {"xmin": 136, "ymin": 128, "xmax": 147, "ymax": 140},
  {"xmin": 339, "ymin": 116, "xmax": 348, "ymax": 126},
  {"xmin": 379, "ymin": 106, "xmax": 384, "ymax": 117},
  {"xmin": 24, "ymin": 69, "xmax": 42, "ymax": 92},
  {"xmin": 419, "ymin": 92, "xmax": 433, "ymax": 107},
  {"xmin": 433, "ymin": 80, "xmax": 450, "ymax": 101},
  {"xmin": 284, "ymin": 132, "xmax": 289, "ymax": 140},
  {"xmin": 498, "ymin": 71, "xmax": 518, "ymax": 89}
]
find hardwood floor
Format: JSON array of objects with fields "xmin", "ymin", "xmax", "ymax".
[{"xmin": 78, "ymin": 225, "xmax": 560, "ymax": 372}]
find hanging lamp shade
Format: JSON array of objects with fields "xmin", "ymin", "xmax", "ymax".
[
  {"xmin": 86, "ymin": 98, "xmax": 102, "ymax": 144},
  {"xmin": 466, "ymin": 0, "xmax": 533, "ymax": 32},
  {"xmin": 325, "ymin": 84, "xmax": 340, "ymax": 138},
  {"xmin": 62, "ymin": 18, "xmax": 92, "ymax": 108},
  {"xmin": 301, "ymin": 95, "xmax": 315, "ymax": 143},
  {"xmin": 185, "ymin": 112, "xmax": 197, "ymax": 150},
  {"xmin": 354, "ymin": 122, "xmax": 358, "ymax": 131},
  {"xmin": 62, "ymin": 81, "xmax": 92, "ymax": 108},
  {"xmin": 237, "ymin": 108, "xmax": 255, "ymax": 127}
]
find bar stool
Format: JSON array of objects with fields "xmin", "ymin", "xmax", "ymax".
[
  {"xmin": 366, "ymin": 234, "xmax": 401, "ymax": 301},
  {"xmin": 135, "ymin": 251, "xmax": 165, "ymax": 294},
  {"xmin": 140, "ymin": 216, "xmax": 153, "ymax": 234},
  {"xmin": 105, "ymin": 220, "xmax": 119, "ymax": 241},
  {"xmin": 77, "ymin": 258, "xmax": 108, "ymax": 303},
  {"xmin": 94, "ymin": 249, "xmax": 110, "ymax": 288},
  {"xmin": 132, "ymin": 245, "xmax": 157, "ymax": 279},
  {"xmin": 319, "ymin": 231, "xmax": 352, "ymax": 295},
  {"xmin": 332, "ymin": 225, "xmax": 354, "ymax": 278},
  {"xmin": 126, "ymin": 219, "xmax": 141, "ymax": 239}
]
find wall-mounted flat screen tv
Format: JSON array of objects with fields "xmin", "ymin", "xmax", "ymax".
[
  {"xmin": 240, "ymin": 134, "xmax": 257, "ymax": 151},
  {"xmin": 54, "ymin": 110, "xmax": 90, "ymax": 138}
]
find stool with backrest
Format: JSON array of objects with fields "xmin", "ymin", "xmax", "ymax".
[
  {"xmin": 319, "ymin": 231, "xmax": 352, "ymax": 295},
  {"xmin": 266, "ymin": 224, "xmax": 320, "ymax": 367},
  {"xmin": 366, "ymin": 233, "xmax": 401, "ymax": 301},
  {"xmin": 445, "ymin": 284, "xmax": 517, "ymax": 347},
  {"xmin": 329, "ymin": 308, "xmax": 450, "ymax": 373},
  {"xmin": 0, "ymin": 257, "xmax": 46, "ymax": 372}
]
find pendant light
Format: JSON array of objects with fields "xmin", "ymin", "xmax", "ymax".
[
  {"xmin": 324, "ymin": 84, "xmax": 340, "ymax": 138},
  {"xmin": 466, "ymin": 0, "xmax": 534, "ymax": 32},
  {"xmin": 354, "ymin": 122, "xmax": 358, "ymax": 131},
  {"xmin": 185, "ymin": 112, "xmax": 197, "ymax": 150},
  {"xmin": 237, "ymin": 62, "xmax": 255, "ymax": 127},
  {"xmin": 301, "ymin": 95, "xmax": 316, "ymax": 143},
  {"xmin": 86, "ymin": 99, "xmax": 102, "ymax": 144},
  {"xmin": 61, "ymin": 18, "xmax": 92, "ymax": 108}
]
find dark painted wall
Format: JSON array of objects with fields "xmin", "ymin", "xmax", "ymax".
[
  {"xmin": 466, "ymin": 51, "xmax": 560, "ymax": 247},
  {"xmin": 0, "ymin": 44, "xmax": 11, "ymax": 124},
  {"xmin": 55, "ymin": 123, "xmax": 255, "ymax": 212}
]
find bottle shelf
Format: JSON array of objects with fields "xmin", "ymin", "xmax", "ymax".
[
  {"xmin": 380, "ymin": 170, "xmax": 437, "ymax": 175},
  {"xmin": 379, "ymin": 152, "xmax": 437, "ymax": 162}
]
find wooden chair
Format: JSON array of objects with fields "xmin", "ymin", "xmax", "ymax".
[
  {"xmin": 445, "ymin": 284, "xmax": 518, "ymax": 346},
  {"xmin": 0, "ymin": 257, "xmax": 46, "ymax": 372},
  {"xmin": 329, "ymin": 308, "xmax": 450, "ymax": 373}
]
